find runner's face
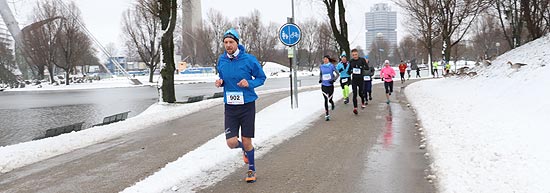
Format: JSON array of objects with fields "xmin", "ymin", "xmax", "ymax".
[
  {"xmin": 352, "ymin": 52, "xmax": 359, "ymax": 59},
  {"xmin": 341, "ymin": 57, "xmax": 347, "ymax": 62},
  {"xmin": 224, "ymin": 38, "xmax": 238, "ymax": 55},
  {"xmin": 323, "ymin": 57, "xmax": 329, "ymax": 64}
]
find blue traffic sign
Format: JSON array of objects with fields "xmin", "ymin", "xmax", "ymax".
[{"xmin": 279, "ymin": 23, "xmax": 301, "ymax": 46}]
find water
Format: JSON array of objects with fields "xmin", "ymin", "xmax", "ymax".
[{"xmin": 0, "ymin": 76, "xmax": 319, "ymax": 146}]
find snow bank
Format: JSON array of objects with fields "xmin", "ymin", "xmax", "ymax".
[
  {"xmin": 0, "ymin": 85, "xmax": 320, "ymax": 174},
  {"xmin": 121, "ymin": 88, "xmax": 346, "ymax": 193},
  {"xmin": 405, "ymin": 35, "xmax": 550, "ymax": 193}
]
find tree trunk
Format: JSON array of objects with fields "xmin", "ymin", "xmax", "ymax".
[
  {"xmin": 159, "ymin": 0, "xmax": 177, "ymax": 103},
  {"xmin": 65, "ymin": 70, "xmax": 70, "ymax": 85},
  {"xmin": 149, "ymin": 65, "xmax": 155, "ymax": 83},
  {"xmin": 47, "ymin": 66, "xmax": 55, "ymax": 84}
]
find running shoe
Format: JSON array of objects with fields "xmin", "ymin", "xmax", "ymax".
[
  {"xmin": 245, "ymin": 170, "xmax": 256, "ymax": 183},
  {"xmin": 325, "ymin": 115, "xmax": 330, "ymax": 121},
  {"xmin": 369, "ymin": 96, "xmax": 372, "ymax": 100},
  {"xmin": 386, "ymin": 100, "xmax": 390, "ymax": 104},
  {"xmin": 242, "ymin": 151, "xmax": 248, "ymax": 164},
  {"xmin": 361, "ymin": 103, "xmax": 366, "ymax": 109},
  {"xmin": 353, "ymin": 108, "xmax": 358, "ymax": 115},
  {"xmin": 344, "ymin": 97, "xmax": 349, "ymax": 104}
]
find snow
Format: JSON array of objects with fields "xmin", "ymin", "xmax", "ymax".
[
  {"xmin": 121, "ymin": 87, "xmax": 349, "ymax": 193},
  {"xmin": 4, "ymin": 63, "xmax": 316, "ymax": 92},
  {"xmin": 0, "ymin": 85, "xmax": 319, "ymax": 174},
  {"xmin": 405, "ymin": 35, "xmax": 550, "ymax": 193}
]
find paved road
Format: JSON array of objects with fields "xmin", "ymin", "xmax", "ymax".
[
  {"xmin": 0, "ymin": 89, "xmax": 314, "ymax": 193},
  {"xmin": 200, "ymin": 80, "xmax": 435, "ymax": 193}
]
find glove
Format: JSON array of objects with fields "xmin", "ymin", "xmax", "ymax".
[
  {"xmin": 330, "ymin": 80, "xmax": 335, "ymax": 84},
  {"xmin": 338, "ymin": 68, "xmax": 343, "ymax": 73},
  {"xmin": 319, "ymin": 80, "xmax": 322, "ymax": 83}
]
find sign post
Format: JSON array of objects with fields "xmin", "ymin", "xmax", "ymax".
[{"xmin": 279, "ymin": 19, "xmax": 301, "ymax": 109}]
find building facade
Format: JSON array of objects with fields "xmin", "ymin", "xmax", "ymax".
[{"xmin": 365, "ymin": 3, "xmax": 397, "ymax": 55}]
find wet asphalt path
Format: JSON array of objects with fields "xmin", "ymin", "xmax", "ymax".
[
  {"xmin": 200, "ymin": 79, "xmax": 435, "ymax": 193},
  {"xmin": 0, "ymin": 89, "xmax": 315, "ymax": 193}
]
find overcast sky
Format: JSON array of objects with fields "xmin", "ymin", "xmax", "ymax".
[{"xmin": 7, "ymin": 0, "xmax": 406, "ymax": 52}]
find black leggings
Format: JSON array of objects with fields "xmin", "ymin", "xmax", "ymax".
[
  {"xmin": 384, "ymin": 81, "xmax": 394, "ymax": 94},
  {"xmin": 351, "ymin": 77, "xmax": 364, "ymax": 108},
  {"xmin": 322, "ymin": 86, "xmax": 334, "ymax": 115}
]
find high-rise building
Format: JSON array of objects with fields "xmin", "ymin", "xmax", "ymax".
[
  {"xmin": 365, "ymin": 3, "xmax": 397, "ymax": 55},
  {"xmin": 181, "ymin": 0, "xmax": 202, "ymax": 64},
  {"xmin": 0, "ymin": 23, "xmax": 14, "ymax": 53}
]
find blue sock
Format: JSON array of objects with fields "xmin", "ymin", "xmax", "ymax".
[
  {"xmin": 235, "ymin": 140, "xmax": 244, "ymax": 150},
  {"xmin": 245, "ymin": 148, "xmax": 255, "ymax": 171}
]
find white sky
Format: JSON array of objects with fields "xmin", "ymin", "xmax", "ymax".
[{"xmin": 6, "ymin": 0, "xmax": 407, "ymax": 51}]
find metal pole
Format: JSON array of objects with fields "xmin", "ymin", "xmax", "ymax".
[
  {"xmin": 291, "ymin": 0, "xmax": 298, "ymax": 108},
  {"xmin": 289, "ymin": 52, "xmax": 293, "ymax": 108}
]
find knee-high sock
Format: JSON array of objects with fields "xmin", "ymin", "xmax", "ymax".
[{"xmin": 245, "ymin": 148, "xmax": 255, "ymax": 171}]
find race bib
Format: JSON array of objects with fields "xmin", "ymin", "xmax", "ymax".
[
  {"xmin": 341, "ymin": 78, "xmax": 348, "ymax": 83},
  {"xmin": 226, "ymin": 92, "xmax": 244, "ymax": 105},
  {"xmin": 353, "ymin": 68, "xmax": 361, "ymax": 75},
  {"xmin": 363, "ymin": 76, "xmax": 371, "ymax": 81},
  {"xmin": 322, "ymin": 74, "xmax": 332, "ymax": 81}
]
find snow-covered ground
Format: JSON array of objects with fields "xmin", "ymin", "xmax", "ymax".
[
  {"xmin": 406, "ymin": 35, "xmax": 550, "ymax": 193},
  {"xmin": 0, "ymin": 85, "xmax": 321, "ymax": 174},
  {"xmin": 121, "ymin": 80, "xmax": 388, "ymax": 192},
  {"xmin": 4, "ymin": 62, "xmax": 316, "ymax": 92}
]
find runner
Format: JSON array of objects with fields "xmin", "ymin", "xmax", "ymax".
[
  {"xmin": 336, "ymin": 54, "xmax": 351, "ymax": 104},
  {"xmin": 319, "ymin": 55, "xmax": 340, "ymax": 121},
  {"xmin": 406, "ymin": 60, "xmax": 412, "ymax": 80},
  {"xmin": 416, "ymin": 63, "xmax": 421, "ymax": 78},
  {"xmin": 215, "ymin": 28, "xmax": 266, "ymax": 183},
  {"xmin": 380, "ymin": 60, "xmax": 396, "ymax": 104},
  {"xmin": 347, "ymin": 49, "xmax": 369, "ymax": 114},
  {"xmin": 398, "ymin": 60, "xmax": 407, "ymax": 84},
  {"xmin": 363, "ymin": 65, "xmax": 375, "ymax": 104},
  {"xmin": 432, "ymin": 60, "xmax": 439, "ymax": 78}
]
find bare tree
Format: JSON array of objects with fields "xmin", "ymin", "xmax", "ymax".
[
  {"xmin": 471, "ymin": 13, "xmax": 509, "ymax": 59},
  {"xmin": 22, "ymin": 0, "xmax": 64, "ymax": 82},
  {"xmin": 298, "ymin": 18, "xmax": 321, "ymax": 71},
  {"xmin": 520, "ymin": 0, "xmax": 550, "ymax": 40},
  {"xmin": 202, "ymin": 9, "xmax": 231, "ymax": 69},
  {"xmin": 322, "ymin": 0, "xmax": 350, "ymax": 56},
  {"xmin": 436, "ymin": 0, "xmax": 489, "ymax": 62},
  {"xmin": 395, "ymin": 0, "xmax": 440, "ymax": 72},
  {"xmin": 235, "ymin": 10, "xmax": 279, "ymax": 66},
  {"xmin": 158, "ymin": 0, "xmax": 178, "ymax": 103},
  {"xmin": 53, "ymin": 2, "xmax": 96, "ymax": 85},
  {"xmin": 122, "ymin": 0, "xmax": 161, "ymax": 83},
  {"xmin": 368, "ymin": 36, "xmax": 391, "ymax": 68}
]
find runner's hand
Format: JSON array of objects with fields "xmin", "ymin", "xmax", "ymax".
[
  {"xmin": 237, "ymin": 79, "xmax": 249, "ymax": 88},
  {"xmin": 215, "ymin": 79, "xmax": 223, "ymax": 87}
]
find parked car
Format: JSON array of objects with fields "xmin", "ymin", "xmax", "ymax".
[{"xmin": 373, "ymin": 69, "xmax": 381, "ymax": 79}]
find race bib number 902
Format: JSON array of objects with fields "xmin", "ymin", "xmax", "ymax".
[{"xmin": 226, "ymin": 92, "xmax": 244, "ymax": 105}]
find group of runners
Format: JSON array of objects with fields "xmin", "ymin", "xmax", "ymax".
[
  {"xmin": 213, "ymin": 28, "xmax": 400, "ymax": 183},
  {"xmin": 318, "ymin": 49, "xmax": 397, "ymax": 121}
]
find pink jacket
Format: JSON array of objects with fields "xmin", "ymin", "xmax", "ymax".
[{"xmin": 380, "ymin": 66, "xmax": 396, "ymax": 82}]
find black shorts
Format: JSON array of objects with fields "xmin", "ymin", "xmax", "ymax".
[
  {"xmin": 400, "ymin": 72, "xmax": 405, "ymax": 77},
  {"xmin": 339, "ymin": 77, "xmax": 350, "ymax": 89},
  {"xmin": 384, "ymin": 81, "xmax": 394, "ymax": 94},
  {"xmin": 224, "ymin": 101, "xmax": 256, "ymax": 139}
]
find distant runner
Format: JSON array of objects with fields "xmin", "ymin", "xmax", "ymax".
[
  {"xmin": 215, "ymin": 28, "xmax": 266, "ymax": 183},
  {"xmin": 363, "ymin": 65, "xmax": 375, "ymax": 104},
  {"xmin": 319, "ymin": 55, "xmax": 340, "ymax": 121},
  {"xmin": 380, "ymin": 60, "xmax": 396, "ymax": 104},
  {"xmin": 399, "ymin": 60, "xmax": 407, "ymax": 84}
]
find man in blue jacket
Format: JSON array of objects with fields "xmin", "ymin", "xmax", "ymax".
[{"xmin": 215, "ymin": 28, "xmax": 266, "ymax": 183}]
